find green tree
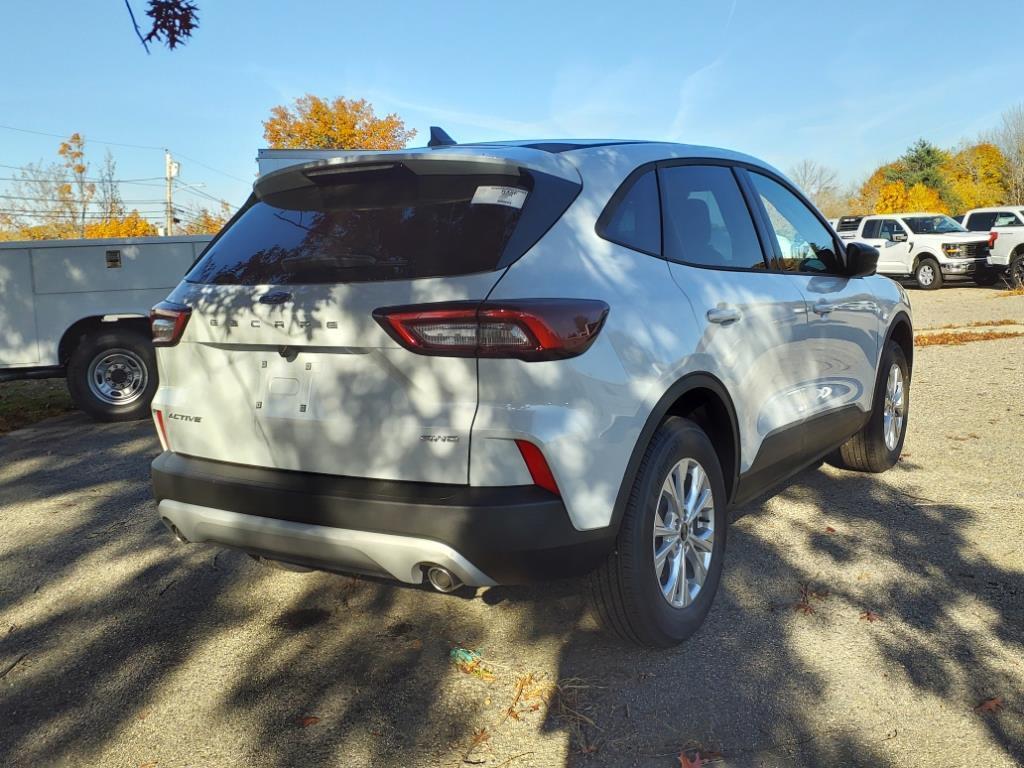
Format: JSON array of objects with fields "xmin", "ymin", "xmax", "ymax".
[{"xmin": 885, "ymin": 139, "xmax": 953, "ymax": 209}]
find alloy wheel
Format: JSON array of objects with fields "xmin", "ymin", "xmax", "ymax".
[{"xmin": 652, "ymin": 458, "xmax": 715, "ymax": 608}]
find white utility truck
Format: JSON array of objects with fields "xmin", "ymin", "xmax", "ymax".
[
  {"xmin": 834, "ymin": 212, "xmax": 990, "ymax": 289},
  {"xmin": 961, "ymin": 206, "xmax": 1024, "ymax": 285},
  {"xmin": 0, "ymin": 235, "xmax": 212, "ymax": 420}
]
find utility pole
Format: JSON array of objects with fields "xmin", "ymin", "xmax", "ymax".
[{"xmin": 164, "ymin": 150, "xmax": 179, "ymax": 236}]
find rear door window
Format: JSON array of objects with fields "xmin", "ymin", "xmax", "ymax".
[
  {"xmin": 187, "ymin": 164, "xmax": 576, "ymax": 285},
  {"xmin": 994, "ymin": 212, "xmax": 1023, "ymax": 227},
  {"xmin": 658, "ymin": 164, "xmax": 767, "ymax": 270},
  {"xmin": 861, "ymin": 219, "xmax": 881, "ymax": 239}
]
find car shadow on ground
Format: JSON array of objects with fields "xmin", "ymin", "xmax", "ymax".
[{"xmin": 0, "ymin": 419, "xmax": 1021, "ymax": 767}]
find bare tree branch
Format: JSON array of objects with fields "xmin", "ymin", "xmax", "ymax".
[{"xmin": 124, "ymin": 0, "xmax": 150, "ymax": 53}]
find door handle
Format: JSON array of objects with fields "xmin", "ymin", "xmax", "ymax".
[
  {"xmin": 706, "ymin": 307, "xmax": 741, "ymax": 325},
  {"xmin": 813, "ymin": 300, "xmax": 836, "ymax": 316}
]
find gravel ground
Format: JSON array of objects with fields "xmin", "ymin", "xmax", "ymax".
[{"xmin": 0, "ymin": 287, "xmax": 1022, "ymax": 768}]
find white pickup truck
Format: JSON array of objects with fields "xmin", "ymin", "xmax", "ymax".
[
  {"xmin": 835, "ymin": 212, "xmax": 991, "ymax": 289},
  {"xmin": 0, "ymin": 235, "xmax": 212, "ymax": 420},
  {"xmin": 961, "ymin": 206, "xmax": 1024, "ymax": 286}
]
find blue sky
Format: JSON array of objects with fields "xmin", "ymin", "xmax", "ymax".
[{"xmin": 1, "ymin": 0, "xmax": 1019, "ymax": 216}]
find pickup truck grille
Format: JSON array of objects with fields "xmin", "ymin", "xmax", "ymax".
[{"xmin": 962, "ymin": 242, "xmax": 990, "ymax": 258}]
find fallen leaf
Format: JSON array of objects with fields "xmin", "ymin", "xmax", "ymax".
[
  {"xmin": 825, "ymin": 526, "xmax": 836, "ymax": 534},
  {"xmin": 794, "ymin": 601, "xmax": 814, "ymax": 615},
  {"xmin": 139, "ymin": 762, "xmax": 158, "ymax": 768},
  {"xmin": 137, "ymin": 710, "xmax": 150, "ymax": 721},
  {"xmin": 297, "ymin": 715, "xmax": 321, "ymax": 728},
  {"xmin": 407, "ymin": 638, "xmax": 423, "ymax": 651},
  {"xmin": 679, "ymin": 750, "xmax": 704, "ymax": 768},
  {"xmin": 860, "ymin": 610, "xmax": 881, "ymax": 622},
  {"xmin": 975, "ymin": 697, "xmax": 1003, "ymax": 714}
]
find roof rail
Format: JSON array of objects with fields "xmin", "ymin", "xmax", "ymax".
[{"xmin": 428, "ymin": 126, "xmax": 457, "ymax": 148}]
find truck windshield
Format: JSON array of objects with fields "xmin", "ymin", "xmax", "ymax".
[{"xmin": 902, "ymin": 215, "xmax": 966, "ymax": 235}]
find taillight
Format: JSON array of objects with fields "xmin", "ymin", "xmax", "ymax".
[
  {"xmin": 373, "ymin": 299, "xmax": 609, "ymax": 361},
  {"xmin": 515, "ymin": 439, "xmax": 560, "ymax": 495},
  {"xmin": 989, "ymin": 231, "xmax": 999, "ymax": 248},
  {"xmin": 150, "ymin": 301, "xmax": 192, "ymax": 347}
]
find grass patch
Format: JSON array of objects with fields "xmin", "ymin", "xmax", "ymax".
[
  {"xmin": 993, "ymin": 285, "xmax": 1024, "ymax": 297},
  {"xmin": 0, "ymin": 379, "xmax": 75, "ymax": 435},
  {"xmin": 916, "ymin": 330, "xmax": 1024, "ymax": 347}
]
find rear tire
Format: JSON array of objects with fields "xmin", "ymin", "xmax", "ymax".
[
  {"xmin": 828, "ymin": 341, "xmax": 909, "ymax": 473},
  {"xmin": 590, "ymin": 417, "xmax": 727, "ymax": 647},
  {"xmin": 66, "ymin": 329, "xmax": 157, "ymax": 422},
  {"xmin": 914, "ymin": 258, "xmax": 942, "ymax": 290}
]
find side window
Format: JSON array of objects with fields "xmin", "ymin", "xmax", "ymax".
[
  {"xmin": 598, "ymin": 169, "xmax": 661, "ymax": 254},
  {"xmin": 658, "ymin": 165, "xmax": 766, "ymax": 269},
  {"xmin": 965, "ymin": 212, "xmax": 997, "ymax": 231},
  {"xmin": 879, "ymin": 219, "xmax": 906, "ymax": 241},
  {"xmin": 861, "ymin": 219, "xmax": 881, "ymax": 239},
  {"xmin": 994, "ymin": 212, "xmax": 1023, "ymax": 227},
  {"xmin": 748, "ymin": 173, "xmax": 843, "ymax": 274}
]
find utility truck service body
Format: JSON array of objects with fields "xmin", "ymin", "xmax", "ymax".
[{"xmin": 0, "ymin": 235, "xmax": 212, "ymax": 420}]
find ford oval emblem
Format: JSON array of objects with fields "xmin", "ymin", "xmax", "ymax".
[{"xmin": 258, "ymin": 290, "xmax": 292, "ymax": 305}]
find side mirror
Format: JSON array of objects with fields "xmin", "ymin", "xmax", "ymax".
[
  {"xmin": 845, "ymin": 242, "xmax": 878, "ymax": 277},
  {"xmin": 892, "ymin": 231, "xmax": 908, "ymax": 243}
]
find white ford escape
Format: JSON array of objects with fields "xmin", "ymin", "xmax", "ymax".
[{"xmin": 150, "ymin": 136, "xmax": 913, "ymax": 647}]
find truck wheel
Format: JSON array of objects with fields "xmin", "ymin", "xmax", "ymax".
[
  {"xmin": 590, "ymin": 417, "xmax": 727, "ymax": 647},
  {"xmin": 1010, "ymin": 255, "xmax": 1024, "ymax": 288},
  {"xmin": 828, "ymin": 340, "xmax": 909, "ymax": 473},
  {"xmin": 914, "ymin": 258, "xmax": 942, "ymax": 290},
  {"xmin": 66, "ymin": 329, "xmax": 157, "ymax": 422},
  {"xmin": 973, "ymin": 268, "xmax": 1000, "ymax": 286}
]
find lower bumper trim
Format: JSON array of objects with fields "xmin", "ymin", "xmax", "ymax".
[{"xmin": 158, "ymin": 499, "xmax": 496, "ymax": 586}]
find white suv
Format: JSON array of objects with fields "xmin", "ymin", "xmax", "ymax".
[
  {"xmin": 836, "ymin": 212, "xmax": 991, "ymax": 289},
  {"xmin": 149, "ymin": 138, "xmax": 913, "ymax": 647}
]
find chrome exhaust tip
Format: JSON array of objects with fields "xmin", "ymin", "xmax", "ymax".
[{"xmin": 426, "ymin": 565, "xmax": 462, "ymax": 593}]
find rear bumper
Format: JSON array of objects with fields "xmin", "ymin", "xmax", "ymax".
[{"xmin": 151, "ymin": 452, "xmax": 615, "ymax": 585}]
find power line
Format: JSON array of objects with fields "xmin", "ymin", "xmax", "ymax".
[
  {"xmin": 0, "ymin": 174, "xmax": 167, "ymax": 188},
  {"xmin": 0, "ymin": 208, "xmax": 167, "ymax": 219},
  {"xmin": 0, "ymin": 123, "xmax": 251, "ymax": 184},
  {"xmin": 0, "ymin": 123, "xmax": 165, "ymax": 151},
  {"xmin": 0, "ymin": 193, "xmax": 165, "ymax": 204},
  {"xmin": 174, "ymin": 178, "xmax": 237, "ymax": 208}
]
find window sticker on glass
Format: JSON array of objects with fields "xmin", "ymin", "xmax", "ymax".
[{"xmin": 471, "ymin": 186, "xmax": 528, "ymax": 209}]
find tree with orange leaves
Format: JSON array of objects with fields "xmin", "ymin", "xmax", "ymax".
[{"xmin": 263, "ymin": 95, "xmax": 416, "ymax": 151}]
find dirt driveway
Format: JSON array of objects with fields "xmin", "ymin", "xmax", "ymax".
[{"xmin": 1, "ymin": 286, "xmax": 1022, "ymax": 768}]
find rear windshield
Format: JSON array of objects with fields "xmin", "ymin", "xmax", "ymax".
[{"xmin": 187, "ymin": 163, "xmax": 573, "ymax": 285}]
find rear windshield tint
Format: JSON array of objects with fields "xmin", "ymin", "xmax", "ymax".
[{"xmin": 187, "ymin": 164, "xmax": 572, "ymax": 285}]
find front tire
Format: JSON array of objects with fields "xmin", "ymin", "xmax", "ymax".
[
  {"xmin": 829, "ymin": 341, "xmax": 909, "ymax": 473},
  {"xmin": 590, "ymin": 417, "xmax": 727, "ymax": 647},
  {"xmin": 66, "ymin": 329, "xmax": 157, "ymax": 422},
  {"xmin": 1009, "ymin": 255, "xmax": 1024, "ymax": 288},
  {"xmin": 914, "ymin": 258, "xmax": 942, "ymax": 290}
]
